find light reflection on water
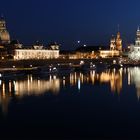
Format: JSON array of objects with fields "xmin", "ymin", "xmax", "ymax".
[
  {"xmin": 0, "ymin": 75, "xmax": 60, "ymax": 114},
  {"xmin": 128, "ymin": 67, "xmax": 140, "ymax": 99},
  {"xmin": 0, "ymin": 67, "xmax": 140, "ymax": 114}
]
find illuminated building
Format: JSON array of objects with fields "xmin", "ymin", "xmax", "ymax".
[
  {"xmin": 0, "ymin": 16, "xmax": 11, "ymax": 59},
  {"xmin": 99, "ymin": 33, "xmax": 121, "ymax": 58},
  {"xmin": 116, "ymin": 32, "xmax": 122, "ymax": 51},
  {"xmin": 14, "ymin": 43, "xmax": 59, "ymax": 60},
  {"xmin": 0, "ymin": 16, "xmax": 10, "ymax": 44},
  {"xmin": 129, "ymin": 27, "xmax": 140, "ymax": 60},
  {"xmin": 100, "ymin": 50, "xmax": 120, "ymax": 58},
  {"xmin": 110, "ymin": 35, "xmax": 116, "ymax": 50},
  {"xmin": 62, "ymin": 46, "xmax": 104, "ymax": 59},
  {"xmin": 0, "ymin": 17, "xmax": 60, "ymax": 60}
]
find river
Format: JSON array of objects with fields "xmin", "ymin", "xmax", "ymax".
[{"xmin": 0, "ymin": 67, "xmax": 140, "ymax": 139}]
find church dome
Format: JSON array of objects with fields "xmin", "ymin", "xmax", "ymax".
[{"xmin": 0, "ymin": 30, "xmax": 10, "ymax": 43}]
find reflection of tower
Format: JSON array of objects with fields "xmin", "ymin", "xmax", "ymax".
[
  {"xmin": 0, "ymin": 16, "xmax": 10, "ymax": 44},
  {"xmin": 110, "ymin": 35, "xmax": 116, "ymax": 50},
  {"xmin": 116, "ymin": 32, "xmax": 122, "ymax": 51},
  {"xmin": 116, "ymin": 69, "xmax": 123, "ymax": 94},
  {"xmin": 135, "ymin": 27, "xmax": 140, "ymax": 46},
  {"xmin": 129, "ymin": 67, "xmax": 140, "ymax": 100}
]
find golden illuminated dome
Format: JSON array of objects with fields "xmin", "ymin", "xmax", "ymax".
[
  {"xmin": 0, "ymin": 16, "xmax": 10, "ymax": 44},
  {"xmin": 0, "ymin": 30, "xmax": 10, "ymax": 43}
]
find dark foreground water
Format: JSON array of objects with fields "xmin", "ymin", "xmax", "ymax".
[{"xmin": 0, "ymin": 67, "xmax": 140, "ymax": 139}]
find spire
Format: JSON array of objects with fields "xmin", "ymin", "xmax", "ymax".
[
  {"xmin": 118, "ymin": 24, "xmax": 120, "ymax": 32},
  {"xmin": 116, "ymin": 26, "xmax": 122, "ymax": 51},
  {"xmin": 111, "ymin": 34, "xmax": 114, "ymax": 38},
  {"xmin": 117, "ymin": 24, "xmax": 121, "ymax": 39},
  {"xmin": 0, "ymin": 14, "xmax": 4, "ymax": 21},
  {"xmin": 138, "ymin": 26, "xmax": 140, "ymax": 31},
  {"xmin": 136, "ymin": 26, "xmax": 140, "ymax": 45}
]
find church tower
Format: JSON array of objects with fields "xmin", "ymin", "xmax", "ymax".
[
  {"xmin": 0, "ymin": 16, "xmax": 10, "ymax": 44},
  {"xmin": 116, "ymin": 32, "xmax": 122, "ymax": 51},
  {"xmin": 110, "ymin": 35, "xmax": 116, "ymax": 50},
  {"xmin": 135, "ymin": 27, "xmax": 140, "ymax": 46}
]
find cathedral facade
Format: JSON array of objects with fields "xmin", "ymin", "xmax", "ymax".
[
  {"xmin": 99, "ymin": 32, "xmax": 122, "ymax": 58},
  {"xmin": 110, "ymin": 32, "xmax": 122, "ymax": 51}
]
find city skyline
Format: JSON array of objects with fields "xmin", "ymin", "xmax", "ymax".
[{"xmin": 1, "ymin": 0, "xmax": 140, "ymax": 49}]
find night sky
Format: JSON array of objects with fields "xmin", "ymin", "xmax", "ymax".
[{"xmin": 1, "ymin": 0, "xmax": 140, "ymax": 50}]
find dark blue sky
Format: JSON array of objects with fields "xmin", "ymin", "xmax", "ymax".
[{"xmin": 1, "ymin": 0, "xmax": 140, "ymax": 49}]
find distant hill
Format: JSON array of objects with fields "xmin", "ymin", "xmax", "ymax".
[
  {"xmin": 75, "ymin": 46, "xmax": 108, "ymax": 52},
  {"xmin": 60, "ymin": 46, "xmax": 108, "ymax": 54}
]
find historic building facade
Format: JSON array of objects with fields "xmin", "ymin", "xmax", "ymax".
[
  {"xmin": 129, "ymin": 27, "xmax": 140, "ymax": 60},
  {"xmin": 0, "ymin": 17, "xmax": 59, "ymax": 60},
  {"xmin": 116, "ymin": 32, "xmax": 122, "ymax": 51},
  {"xmin": 100, "ymin": 50, "xmax": 120, "ymax": 58},
  {"xmin": 14, "ymin": 44, "xmax": 59, "ymax": 60},
  {"xmin": 99, "ymin": 32, "xmax": 122, "ymax": 58}
]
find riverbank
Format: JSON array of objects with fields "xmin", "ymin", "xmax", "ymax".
[{"xmin": 0, "ymin": 58, "xmax": 120, "ymax": 68}]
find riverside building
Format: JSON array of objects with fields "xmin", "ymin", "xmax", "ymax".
[
  {"xmin": 100, "ymin": 32, "xmax": 122, "ymax": 58},
  {"xmin": 14, "ymin": 43, "xmax": 59, "ymax": 60},
  {"xmin": 129, "ymin": 27, "xmax": 140, "ymax": 60},
  {"xmin": 0, "ymin": 16, "xmax": 59, "ymax": 60},
  {"xmin": 0, "ymin": 16, "xmax": 10, "ymax": 45}
]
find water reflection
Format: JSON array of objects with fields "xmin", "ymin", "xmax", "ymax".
[
  {"xmin": 69, "ymin": 69, "xmax": 123, "ymax": 94},
  {"xmin": 14, "ymin": 75, "xmax": 60, "ymax": 97},
  {"xmin": 0, "ymin": 75, "xmax": 60, "ymax": 114},
  {"xmin": 128, "ymin": 67, "xmax": 140, "ymax": 99},
  {"xmin": 99, "ymin": 69, "xmax": 123, "ymax": 93},
  {"xmin": 1, "ymin": 67, "xmax": 140, "ymax": 114}
]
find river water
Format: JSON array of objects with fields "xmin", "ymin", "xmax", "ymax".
[{"xmin": 0, "ymin": 67, "xmax": 140, "ymax": 139}]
